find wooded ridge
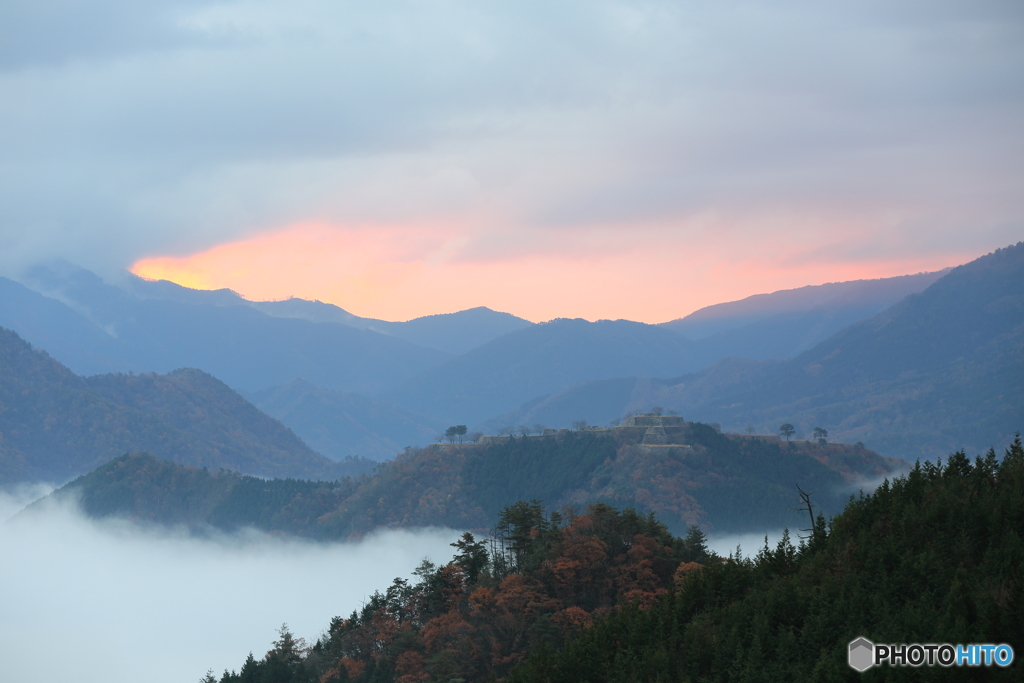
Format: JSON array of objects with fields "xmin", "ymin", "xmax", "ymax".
[{"xmin": 40, "ymin": 419, "xmax": 903, "ymax": 536}]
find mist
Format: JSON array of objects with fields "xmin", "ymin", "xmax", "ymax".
[
  {"xmin": 706, "ymin": 529, "xmax": 787, "ymax": 560},
  {"xmin": 0, "ymin": 490, "xmax": 461, "ymax": 683},
  {"xmin": 838, "ymin": 469, "xmax": 910, "ymax": 497}
]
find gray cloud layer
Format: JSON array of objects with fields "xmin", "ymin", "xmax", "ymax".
[{"xmin": 1, "ymin": 0, "xmax": 1022, "ymax": 276}]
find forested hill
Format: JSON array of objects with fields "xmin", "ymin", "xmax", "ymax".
[
  {"xmin": 0, "ymin": 327, "xmax": 366, "ymax": 484},
  {"xmin": 45, "ymin": 423, "xmax": 903, "ymax": 536},
  {"xmin": 511, "ymin": 436, "xmax": 1024, "ymax": 683},
  {"xmin": 202, "ymin": 437, "xmax": 1022, "ymax": 683}
]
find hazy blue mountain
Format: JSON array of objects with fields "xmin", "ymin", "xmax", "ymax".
[
  {"xmin": 386, "ymin": 318, "xmax": 701, "ymax": 426},
  {"xmin": 663, "ymin": 269, "xmax": 949, "ymax": 339},
  {"xmin": 478, "ymin": 377, "xmax": 644, "ymax": 433},
  {"xmin": 122, "ymin": 272, "xmax": 534, "ymax": 355},
  {"xmin": 244, "ymin": 296, "xmax": 371, "ymax": 326},
  {"xmin": 10, "ymin": 259, "xmax": 1005, "ymax": 466},
  {"xmin": 385, "ymin": 271, "xmax": 953, "ymax": 432},
  {"xmin": 15, "ymin": 263, "xmax": 449, "ymax": 393},
  {"xmin": 0, "ymin": 327, "xmax": 367, "ymax": 484},
  {"xmin": 249, "ymin": 379, "xmax": 445, "ymax": 461},
  {"xmin": 369, "ymin": 307, "xmax": 535, "ymax": 355},
  {"xmin": 490, "ymin": 244, "xmax": 1023, "ymax": 460},
  {"xmin": 663, "ymin": 269, "xmax": 950, "ymax": 362},
  {"xmin": 0, "ymin": 277, "xmax": 131, "ymax": 376},
  {"xmin": 248, "ymin": 299, "xmax": 533, "ymax": 355},
  {"xmin": 120, "ymin": 273, "xmax": 247, "ymax": 307}
]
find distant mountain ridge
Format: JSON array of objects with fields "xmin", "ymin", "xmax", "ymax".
[
  {"xmin": 2, "ymin": 257, "xmax": 995, "ymax": 462},
  {"xmin": 385, "ymin": 318, "xmax": 702, "ymax": 426},
  {"xmin": 489, "ymin": 244, "xmax": 1023, "ymax": 460},
  {"xmin": 246, "ymin": 299, "xmax": 534, "ymax": 355},
  {"xmin": 0, "ymin": 276, "xmax": 131, "ymax": 376},
  {"xmin": 661, "ymin": 269, "xmax": 949, "ymax": 339},
  {"xmin": 381, "ymin": 269, "xmax": 961, "ymax": 430},
  {"xmin": 5, "ymin": 264, "xmax": 449, "ymax": 394},
  {"xmin": 661, "ymin": 269, "xmax": 950, "ymax": 363},
  {"xmin": 0, "ymin": 327, "xmax": 365, "ymax": 484},
  {"xmin": 672, "ymin": 243, "xmax": 1024, "ymax": 459},
  {"xmin": 121, "ymin": 271, "xmax": 533, "ymax": 355}
]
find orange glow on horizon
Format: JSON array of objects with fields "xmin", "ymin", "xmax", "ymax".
[{"xmin": 131, "ymin": 223, "xmax": 976, "ymax": 324}]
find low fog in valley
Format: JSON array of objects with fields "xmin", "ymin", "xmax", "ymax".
[
  {"xmin": 0, "ymin": 490, "xmax": 461, "ymax": 683},
  {"xmin": 706, "ymin": 530, "xmax": 785, "ymax": 561}
]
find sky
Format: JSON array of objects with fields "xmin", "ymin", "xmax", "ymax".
[
  {"xmin": 1, "ymin": 1, "xmax": 1022, "ymax": 323},
  {"xmin": 0, "ymin": 487, "xmax": 461, "ymax": 683}
]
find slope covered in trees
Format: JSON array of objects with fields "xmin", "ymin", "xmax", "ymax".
[
  {"xmin": 25, "ymin": 453, "xmax": 363, "ymax": 531},
  {"xmin": 511, "ymin": 436, "xmax": 1024, "ymax": 682},
  {"xmin": 207, "ymin": 501, "xmax": 714, "ymax": 683},
  {"xmin": 0, "ymin": 327, "xmax": 364, "ymax": 484},
  {"xmin": 47, "ymin": 424, "xmax": 902, "ymax": 536},
  {"xmin": 205, "ymin": 436, "xmax": 1024, "ymax": 683}
]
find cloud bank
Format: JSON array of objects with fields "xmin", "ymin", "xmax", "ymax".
[
  {"xmin": 2, "ymin": 1, "xmax": 1022, "ymax": 320},
  {"xmin": 0, "ymin": 491, "xmax": 461, "ymax": 683}
]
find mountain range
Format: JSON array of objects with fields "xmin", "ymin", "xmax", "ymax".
[
  {"xmin": 1, "ymin": 246, "xmax": 1016, "ymax": 469},
  {"xmin": 660, "ymin": 268, "xmax": 950, "ymax": 361},
  {"xmin": 383, "ymin": 318, "xmax": 702, "ymax": 426},
  {"xmin": 10, "ymin": 263, "xmax": 448, "ymax": 394},
  {"xmin": 490, "ymin": 243, "xmax": 1024, "ymax": 460}
]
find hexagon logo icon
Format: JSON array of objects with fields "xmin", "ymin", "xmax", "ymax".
[{"xmin": 848, "ymin": 637, "xmax": 874, "ymax": 672}]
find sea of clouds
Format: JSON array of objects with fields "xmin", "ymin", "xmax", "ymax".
[{"xmin": 0, "ymin": 487, "xmax": 461, "ymax": 683}]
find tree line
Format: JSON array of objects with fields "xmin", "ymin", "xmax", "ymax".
[
  {"xmin": 204, "ymin": 434, "xmax": 1023, "ymax": 682},
  {"xmin": 207, "ymin": 501, "xmax": 712, "ymax": 683}
]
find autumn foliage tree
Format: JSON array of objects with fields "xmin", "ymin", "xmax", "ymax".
[
  {"xmin": 213, "ymin": 500, "xmax": 713, "ymax": 683},
  {"xmin": 510, "ymin": 436, "xmax": 1024, "ymax": 683}
]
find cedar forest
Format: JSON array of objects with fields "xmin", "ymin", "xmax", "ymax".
[{"xmin": 203, "ymin": 437, "xmax": 1024, "ymax": 683}]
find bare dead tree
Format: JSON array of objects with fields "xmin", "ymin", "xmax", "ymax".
[{"xmin": 794, "ymin": 484, "xmax": 816, "ymax": 540}]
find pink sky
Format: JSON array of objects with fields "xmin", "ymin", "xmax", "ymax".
[
  {"xmin": 3, "ymin": 4, "xmax": 1018, "ymax": 305},
  {"xmin": 131, "ymin": 222, "xmax": 976, "ymax": 323}
]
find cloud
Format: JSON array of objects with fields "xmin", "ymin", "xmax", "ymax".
[
  {"xmin": 0, "ymin": 491, "xmax": 462, "ymax": 683},
  {"xmin": 129, "ymin": 218, "xmax": 974, "ymax": 323},
  {"xmin": 1, "ymin": 1, "xmax": 1022, "ymax": 318}
]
